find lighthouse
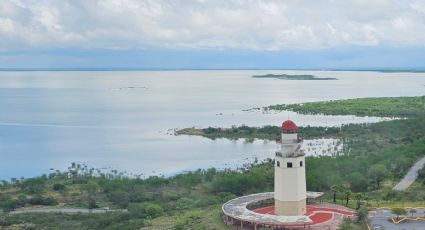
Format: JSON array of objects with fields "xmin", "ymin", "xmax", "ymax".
[{"xmin": 274, "ymin": 120, "xmax": 307, "ymax": 216}]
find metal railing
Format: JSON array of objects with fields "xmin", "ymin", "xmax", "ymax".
[{"xmin": 275, "ymin": 151, "xmax": 305, "ymax": 158}]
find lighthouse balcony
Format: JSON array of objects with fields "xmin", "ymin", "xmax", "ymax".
[
  {"xmin": 275, "ymin": 151, "xmax": 305, "ymax": 158},
  {"xmin": 281, "ymin": 139, "xmax": 302, "ymax": 144}
]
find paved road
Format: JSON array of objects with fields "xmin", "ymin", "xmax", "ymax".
[
  {"xmin": 9, "ymin": 208, "xmax": 127, "ymax": 215},
  {"xmin": 393, "ymin": 156, "xmax": 425, "ymax": 191},
  {"xmin": 369, "ymin": 208, "xmax": 425, "ymax": 230}
]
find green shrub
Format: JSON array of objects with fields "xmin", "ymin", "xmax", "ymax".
[
  {"xmin": 27, "ymin": 196, "xmax": 58, "ymax": 206},
  {"xmin": 128, "ymin": 203, "xmax": 146, "ymax": 218},
  {"xmin": 20, "ymin": 178, "xmax": 46, "ymax": 194},
  {"xmin": 107, "ymin": 191, "xmax": 129, "ymax": 208},
  {"xmin": 144, "ymin": 203, "xmax": 163, "ymax": 218},
  {"xmin": 52, "ymin": 183, "xmax": 66, "ymax": 191}
]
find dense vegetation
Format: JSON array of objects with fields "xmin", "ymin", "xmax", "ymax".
[
  {"xmin": 0, "ymin": 162, "xmax": 276, "ymax": 229},
  {"xmin": 177, "ymin": 117, "xmax": 425, "ymax": 191},
  {"xmin": 0, "ymin": 212, "xmax": 145, "ymax": 230},
  {"xmin": 178, "ymin": 117, "xmax": 425, "ymax": 157},
  {"xmin": 266, "ymin": 96, "xmax": 425, "ymax": 117},
  {"xmin": 252, "ymin": 74, "xmax": 337, "ymax": 80}
]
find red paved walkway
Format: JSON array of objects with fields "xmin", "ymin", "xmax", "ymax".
[{"xmin": 253, "ymin": 205, "xmax": 354, "ymax": 226}]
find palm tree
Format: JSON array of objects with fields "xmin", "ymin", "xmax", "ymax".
[
  {"xmin": 353, "ymin": 193, "xmax": 363, "ymax": 210},
  {"xmin": 344, "ymin": 190, "xmax": 352, "ymax": 207},
  {"xmin": 364, "ymin": 195, "xmax": 370, "ymax": 206},
  {"xmin": 331, "ymin": 185, "xmax": 340, "ymax": 203}
]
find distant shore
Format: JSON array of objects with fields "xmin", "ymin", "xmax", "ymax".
[{"xmin": 252, "ymin": 73, "xmax": 337, "ymax": 80}]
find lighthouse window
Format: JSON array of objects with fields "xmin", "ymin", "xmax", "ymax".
[
  {"xmin": 300, "ymin": 161, "xmax": 303, "ymax": 167},
  {"xmin": 287, "ymin": 162, "xmax": 293, "ymax": 168},
  {"xmin": 276, "ymin": 161, "xmax": 280, "ymax": 167}
]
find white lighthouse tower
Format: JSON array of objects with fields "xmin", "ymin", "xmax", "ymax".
[{"xmin": 274, "ymin": 120, "xmax": 307, "ymax": 216}]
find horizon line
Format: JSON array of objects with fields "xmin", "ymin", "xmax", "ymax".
[{"xmin": 1, "ymin": 67, "xmax": 425, "ymax": 73}]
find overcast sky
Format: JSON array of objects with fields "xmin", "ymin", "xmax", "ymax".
[{"xmin": 1, "ymin": 0, "xmax": 425, "ymax": 69}]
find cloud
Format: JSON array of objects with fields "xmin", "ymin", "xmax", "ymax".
[{"xmin": 0, "ymin": 0, "xmax": 425, "ymax": 51}]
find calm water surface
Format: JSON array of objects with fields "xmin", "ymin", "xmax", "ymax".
[{"xmin": 0, "ymin": 70, "xmax": 424, "ymax": 179}]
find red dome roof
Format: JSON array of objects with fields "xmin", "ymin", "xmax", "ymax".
[{"xmin": 281, "ymin": 120, "xmax": 298, "ymax": 132}]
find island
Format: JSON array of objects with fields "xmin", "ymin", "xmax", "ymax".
[{"xmin": 252, "ymin": 74, "xmax": 337, "ymax": 80}]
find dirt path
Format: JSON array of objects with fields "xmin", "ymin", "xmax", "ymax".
[
  {"xmin": 9, "ymin": 207, "xmax": 127, "ymax": 215},
  {"xmin": 393, "ymin": 156, "xmax": 425, "ymax": 191}
]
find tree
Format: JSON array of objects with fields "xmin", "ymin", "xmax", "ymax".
[
  {"xmin": 391, "ymin": 207, "xmax": 407, "ymax": 220},
  {"xmin": 88, "ymin": 197, "xmax": 98, "ymax": 210},
  {"xmin": 331, "ymin": 185, "xmax": 340, "ymax": 203},
  {"xmin": 144, "ymin": 203, "xmax": 163, "ymax": 218},
  {"xmin": 353, "ymin": 193, "xmax": 363, "ymax": 210},
  {"xmin": 356, "ymin": 206, "xmax": 368, "ymax": 223},
  {"xmin": 347, "ymin": 172, "xmax": 367, "ymax": 192},
  {"xmin": 344, "ymin": 190, "xmax": 352, "ymax": 207},
  {"xmin": 1, "ymin": 198, "xmax": 18, "ymax": 211},
  {"xmin": 368, "ymin": 164, "xmax": 389, "ymax": 187},
  {"xmin": 363, "ymin": 195, "xmax": 370, "ymax": 206}
]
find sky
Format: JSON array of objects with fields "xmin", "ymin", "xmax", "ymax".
[{"xmin": 1, "ymin": 0, "xmax": 425, "ymax": 69}]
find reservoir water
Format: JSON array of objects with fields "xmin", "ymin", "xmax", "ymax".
[{"xmin": 0, "ymin": 70, "xmax": 424, "ymax": 180}]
